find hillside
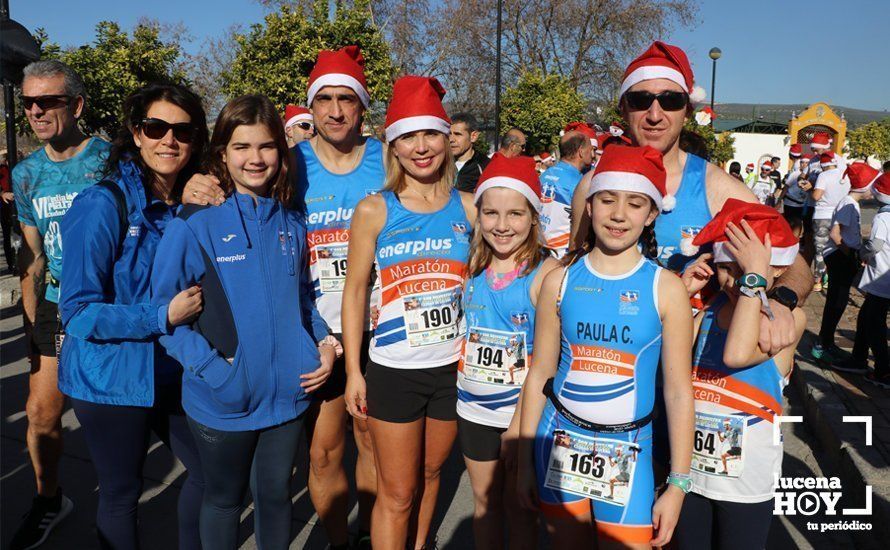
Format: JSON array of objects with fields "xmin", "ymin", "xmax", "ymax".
[{"xmin": 713, "ymin": 103, "xmax": 889, "ymax": 128}]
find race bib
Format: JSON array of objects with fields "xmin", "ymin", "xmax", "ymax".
[
  {"xmin": 463, "ymin": 327, "xmax": 527, "ymax": 386},
  {"xmin": 316, "ymin": 243, "xmax": 349, "ymax": 293},
  {"xmin": 691, "ymin": 411, "xmax": 746, "ymax": 477},
  {"xmin": 403, "ymin": 287, "xmax": 461, "ymax": 347},
  {"xmin": 545, "ymin": 429, "xmax": 639, "ymax": 506}
]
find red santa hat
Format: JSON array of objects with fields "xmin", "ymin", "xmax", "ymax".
[
  {"xmin": 561, "ymin": 121, "xmax": 598, "ymax": 147},
  {"xmin": 873, "ymin": 173, "xmax": 890, "ymax": 205},
  {"xmin": 586, "ymin": 145, "xmax": 667, "ymax": 211},
  {"xmin": 283, "ymin": 105, "xmax": 313, "ymax": 129},
  {"xmin": 691, "ymin": 198, "xmax": 799, "ymax": 266},
  {"xmin": 384, "ymin": 75, "xmax": 451, "ymax": 143},
  {"xmin": 307, "ymin": 46, "xmax": 371, "ymax": 108},
  {"xmin": 619, "ymin": 41, "xmax": 706, "ymax": 103},
  {"xmin": 789, "ymin": 143, "xmax": 803, "ymax": 158},
  {"xmin": 746, "ymin": 162, "xmax": 755, "ymax": 171},
  {"xmin": 474, "ymin": 155, "xmax": 542, "ymax": 212},
  {"xmin": 845, "ymin": 162, "xmax": 881, "ymax": 192},
  {"xmin": 760, "ymin": 160, "xmax": 773, "ymax": 171},
  {"xmin": 810, "ymin": 132, "xmax": 832, "ymax": 151},
  {"xmin": 820, "ymin": 152, "xmax": 838, "ymax": 168}
]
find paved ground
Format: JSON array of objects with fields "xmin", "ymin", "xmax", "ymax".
[{"xmin": 1, "ymin": 274, "xmax": 872, "ymax": 549}]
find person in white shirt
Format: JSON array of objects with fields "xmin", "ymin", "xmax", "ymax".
[
  {"xmin": 748, "ymin": 160, "xmax": 776, "ymax": 205},
  {"xmin": 807, "ymin": 152, "xmax": 850, "ymax": 290},
  {"xmin": 851, "ymin": 172, "xmax": 890, "ymax": 387},
  {"xmin": 813, "ymin": 161, "xmax": 876, "ymax": 367}
]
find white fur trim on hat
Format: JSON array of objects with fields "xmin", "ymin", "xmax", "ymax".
[
  {"xmin": 810, "ymin": 143, "xmax": 830, "ymax": 151},
  {"xmin": 474, "ymin": 176, "xmax": 542, "ymax": 213},
  {"xmin": 873, "ymin": 189, "xmax": 890, "ymax": 205},
  {"xmin": 661, "ymin": 194, "xmax": 676, "ymax": 212},
  {"xmin": 713, "ymin": 241, "xmax": 799, "ymax": 266},
  {"xmin": 307, "ymin": 73, "xmax": 370, "ymax": 108},
  {"xmin": 285, "ymin": 113, "xmax": 313, "ymax": 129},
  {"xmin": 619, "ymin": 66, "xmax": 688, "ymax": 97},
  {"xmin": 385, "ymin": 115, "xmax": 451, "ymax": 143},
  {"xmin": 680, "ymin": 236, "xmax": 699, "ymax": 257},
  {"xmin": 586, "ymin": 172, "xmax": 663, "ymax": 211}
]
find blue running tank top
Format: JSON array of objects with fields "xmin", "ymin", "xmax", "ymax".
[
  {"xmin": 553, "ymin": 256, "xmax": 663, "ymax": 425},
  {"xmin": 12, "ymin": 137, "xmax": 111, "ymax": 303},
  {"xmin": 371, "ymin": 189, "xmax": 471, "ymax": 368},
  {"xmin": 297, "ymin": 138, "xmax": 385, "ymax": 333},
  {"xmin": 457, "ymin": 261, "xmax": 545, "ymax": 428},
  {"xmin": 654, "ymin": 153, "xmax": 712, "ymax": 273},
  {"xmin": 690, "ymin": 295, "xmax": 787, "ymax": 503}
]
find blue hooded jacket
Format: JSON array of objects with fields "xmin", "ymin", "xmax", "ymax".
[
  {"xmin": 152, "ymin": 192, "xmax": 329, "ymax": 431},
  {"xmin": 58, "ymin": 160, "xmax": 179, "ymax": 406}
]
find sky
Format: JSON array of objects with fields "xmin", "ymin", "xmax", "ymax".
[{"xmin": 8, "ymin": 0, "xmax": 890, "ymax": 112}]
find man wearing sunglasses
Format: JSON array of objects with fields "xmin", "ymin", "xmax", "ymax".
[
  {"xmin": 571, "ymin": 41, "xmax": 812, "ymax": 356},
  {"xmin": 283, "ymin": 104, "xmax": 315, "ymax": 147},
  {"xmin": 10, "ymin": 60, "xmax": 111, "ymax": 550},
  {"xmin": 182, "ymin": 45, "xmax": 381, "ymax": 550}
]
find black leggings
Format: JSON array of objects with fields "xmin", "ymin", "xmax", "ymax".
[
  {"xmin": 674, "ymin": 491, "xmax": 775, "ymax": 550},
  {"xmin": 188, "ymin": 415, "xmax": 305, "ymax": 550},
  {"xmin": 852, "ymin": 292, "xmax": 890, "ymax": 376},
  {"xmin": 819, "ymin": 249, "xmax": 860, "ymax": 347},
  {"xmin": 71, "ymin": 386, "xmax": 203, "ymax": 550}
]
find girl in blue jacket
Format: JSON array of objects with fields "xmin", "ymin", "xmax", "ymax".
[
  {"xmin": 152, "ymin": 94, "xmax": 336, "ymax": 550},
  {"xmin": 59, "ymin": 83, "xmax": 209, "ymax": 550}
]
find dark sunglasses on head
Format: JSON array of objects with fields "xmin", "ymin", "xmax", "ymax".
[
  {"xmin": 21, "ymin": 95, "xmax": 72, "ymax": 111},
  {"xmin": 139, "ymin": 118, "xmax": 198, "ymax": 143},
  {"xmin": 624, "ymin": 90, "xmax": 689, "ymax": 112},
  {"xmin": 295, "ymin": 122, "xmax": 313, "ymax": 131}
]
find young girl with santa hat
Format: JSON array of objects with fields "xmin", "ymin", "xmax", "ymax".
[
  {"xmin": 518, "ymin": 145, "xmax": 694, "ymax": 549},
  {"xmin": 675, "ymin": 199, "xmax": 807, "ymax": 549}
]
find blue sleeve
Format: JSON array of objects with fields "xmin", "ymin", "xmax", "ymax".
[
  {"xmin": 152, "ymin": 217, "xmax": 232, "ymax": 389},
  {"xmin": 59, "ymin": 187, "xmax": 165, "ymax": 340},
  {"xmin": 11, "ymin": 164, "xmax": 35, "ymax": 227}
]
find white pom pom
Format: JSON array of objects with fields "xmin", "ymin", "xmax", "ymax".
[
  {"xmin": 680, "ymin": 236, "xmax": 700, "ymax": 257},
  {"xmin": 559, "ymin": 130, "xmax": 566, "ymax": 137},
  {"xmin": 689, "ymin": 86, "xmax": 706, "ymax": 104},
  {"xmin": 661, "ymin": 194, "xmax": 676, "ymax": 212}
]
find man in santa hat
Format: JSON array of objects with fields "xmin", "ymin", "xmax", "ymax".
[
  {"xmin": 570, "ymin": 40, "xmax": 812, "ymax": 357},
  {"xmin": 282, "ymin": 105, "xmax": 315, "ymax": 147},
  {"xmin": 748, "ymin": 159, "xmax": 777, "ymax": 205},
  {"xmin": 182, "ymin": 45, "xmax": 381, "ymax": 550},
  {"xmin": 779, "ymin": 144, "xmax": 809, "ymax": 222}
]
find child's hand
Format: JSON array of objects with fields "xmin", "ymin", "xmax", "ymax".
[
  {"xmin": 724, "ymin": 220, "xmax": 771, "ymax": 276},
  {"xmin": 681, "ymin": 253, "xmax": 714, "ymax": 297}
]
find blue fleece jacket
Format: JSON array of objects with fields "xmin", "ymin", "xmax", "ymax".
[{"xmin": 152, "ymin": 192, "xmax": 329, "ymax": 431}]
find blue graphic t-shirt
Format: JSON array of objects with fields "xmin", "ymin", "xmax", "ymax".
[{"xmin": 12, "ymin": 137, "xmax": 111, "ymax": 302}]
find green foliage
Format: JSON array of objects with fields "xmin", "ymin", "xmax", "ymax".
[
  {"xmin": 473, "ymin": 132, "xmax": 491, "ymax": 157},
  {"xmin": 846, "ymin": 119, "xmax": 890, "ymax": 161},
  {"xmin": 683, "ymin": 116, "xmax": 736, "ymax": 165},
  {"xmin": 500, "ymin": 71, "xmax": 586, "ymax": 154},
  {"xmin": 15, "ymin": 23, "xmax": 187, "ymax": 138},
  {"xmin": 222, "ymin": 0, "xmax": 394, "ymax": 111}
]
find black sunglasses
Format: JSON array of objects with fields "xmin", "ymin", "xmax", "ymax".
[
  {"xmin": 22, "ymin": 95, "xmax": 72, "ymax": 111},
  {"xmin": 624, "ymin": 90, "xmax": 689, "ymax": 112},
  {"xmin": 139, "ymin": 118, "xmax": 198, "ymax": 143},
  {"xmin": 294, "ymin": 122, "xmax": 313, "ymax": 131}
]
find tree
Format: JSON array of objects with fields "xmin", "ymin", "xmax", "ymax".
[
  {"xmin": 500, "ymin": 71, "xmax": 586, "ymax": 154},
  {"xmin": 223, "ymin": 0, "xmax": 395, "ymax": 113},
  {"xmin": 846, "ymin": 119, "xmax": 890, "ymax": 161},
  {"xmin": 682, "ymin": 114, "xmax": 735, "ymax": 165}
]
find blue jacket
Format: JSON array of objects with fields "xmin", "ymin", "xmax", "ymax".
[
  {"xmin": 152, "ymin": 192, "xmax": 329, "ymax": 431},
  {"xmin": 59, "ymin": 160, "xmax": 177, "ymax": 407}
]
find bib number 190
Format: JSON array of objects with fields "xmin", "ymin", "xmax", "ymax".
[{"xmin": 420, "ymin": 307, "xmax": 452, "ymax": 329}]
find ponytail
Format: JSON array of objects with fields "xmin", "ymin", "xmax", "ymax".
[{"xmin": 639, "ymin": 223, "xmax": 659, "ymax": 261}]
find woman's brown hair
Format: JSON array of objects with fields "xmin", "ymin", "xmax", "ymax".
[
  {"xmin": 206, "ymin": 94, "xmax": 294, "ymax": 207},
  {"xmin": 468, "ymin": 194, "xmax": 546, "ymax": 278}
]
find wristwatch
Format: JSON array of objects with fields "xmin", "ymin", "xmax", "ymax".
[
  {"xmin": 667, "ymin": 472, "xmax": 693, "ymax": 494},
  {"xmin": 735, "ymin": 273, "xmax": 774, "ymax": 320},
  {"xmin": 767, "ymin": 286, "xmax": 799, "ymax": 312}
]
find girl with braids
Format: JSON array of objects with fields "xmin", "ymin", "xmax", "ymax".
[
  {"xmin": 518, "ymin": 146, "xmax": 694, "ymax": 549},
  {"xmin": 457, "ymin": 154, "xmax": 560, "ymax": 549}
]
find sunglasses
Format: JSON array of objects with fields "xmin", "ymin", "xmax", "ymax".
[
  {"xmin": 139, "ymin": 118, "xmax": 198, "ymax": 143},
  {"xmin": 624, "ymin": 90, "xmax": 689, "ymax": 112},
  {"xmin": 22, "ymin": 95, "xmax": 72, "ymax": 111},
  {"xmin": 294, "ymin": 122, "xmax": 313, "ymax": 131}
]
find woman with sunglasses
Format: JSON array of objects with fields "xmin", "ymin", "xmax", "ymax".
[
  {"xmin": 152, "ymin": 94, "xmax": 335, "ymax": 549},
  {"xmin": 58, "ymin": 83, "xmax": 209, "ymax": 550}
]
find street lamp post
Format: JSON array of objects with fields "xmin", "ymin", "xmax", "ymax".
[
  {"xmin": 709, "ymin": 47, "xmax": 722, "ymax": 114},
  {"xmin": 494, "ymin": 0, "xmax": 503, "ymax": 150}
]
